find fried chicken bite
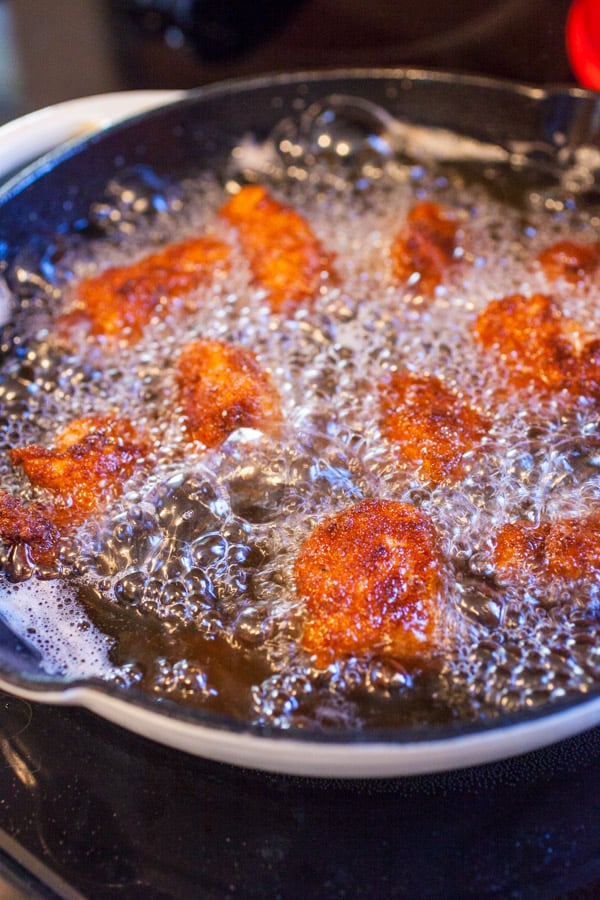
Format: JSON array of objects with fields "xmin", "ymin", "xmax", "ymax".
[
  {"xmin": 175, "ymin": 339, "xmax": 282, "ymax": 448},
  {"xmin": 473, "ymin": 292, "xmax": 600, "ymax": 402},
  {"xmin": 9, "ymin": 416, "xmax": 149, "ymax": 531},
  {"xmin": 494, "ymin": 515, "xmax": 600, "ymax": 581},
  {"xmin": 0, "ymin": 491, "xmax": 61, "ymax": 568},
  {"xmin": 390, "ymin": 201, "xmax": 458, "ymax": 297},
  {"xmin": 379, "ymin": 370, "xmax": 489, "ymax": 484},
  {"xmin": 536, "ymin": 240, "xmax": 600, "ymax": 284},
  {"xmin": 545, "ymin": 517, "xmax": 600, "ymax": 579},
  {"xmin": 0, "ymin": 416, "xmax": 149, "ymax": 571},
  {"xmin": 63, "ymin": 236, "xmax": 230, "ymax": 344},
  {"xmin": 493, "ymin": 520, "xmax": 550, "ymax": 577},
  {"xmin": 295, "ymin": 499, "xmax": 444, "ymax": 664},
  {"xmin": 219, "ymin": 185, "xmax": 335, "ymax": 314}
]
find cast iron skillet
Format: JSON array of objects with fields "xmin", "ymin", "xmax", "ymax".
[{"xmin": 1, "ymin": 69, "xmax": 600, "ymax": 778}]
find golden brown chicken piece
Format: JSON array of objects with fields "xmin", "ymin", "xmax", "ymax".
[
  {"xmin": 9, "ymin": 416, "xmax": 149, "ymax": 530},
  {"xmin": 492, "ymin": 520, "xmax": 550, "ymax": 576},
  {"xmin": 494, "ymin": 515, "xmax": 600, "ymax": 580},
  {"xmin": 578, "ymin": 338, "xmax": 600, "ymax": 400},
  {"xmin": 545, "ymin": 518, "xmax": 600, "ymax": 579},
  {"xmin": 0, "ymin": 491, "xmax": 61, "ymax": 568},
  {"xmin": 536, "ymin": 240, "xmax": 600, "ymax": 284},
  {"xmin": 175, "ymin": 339, "xmax": 282, "ymax": 448},
  {"xmin": 379, "ymin": 370, "xmax": 489, "ymax": 484},
  {"xmin": 390, "ymin": 201, "xmax": 457, "ymax": 297},
  {"xmin": 219, "ymin": 185, "xmax": 335, "ymax": 314},
  {"xmin": 295, "ymin": 499, "xmax": 444, "ymax": 664},
  {"xmin": 64, "ymin": 236, "xmax": 230, "ymax": 344},
  {"xmin": 473, "ymin": 292, "xmax": 600, "ymax": 401},
  {"xmin": 0, "ymin": 416, "xmax": 149, "ymax": 569}
]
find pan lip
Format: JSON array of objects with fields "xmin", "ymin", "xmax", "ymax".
[
  {"xmin": 1, "ymin": 66, "xmax": 598, "ymax": 210},
  {"xmin": 1, "ymin": 66, "xmax": 600, "ymax": 775},
  {"xmin": 0, "ymin": 66, "xmax": 598, "ymax": 202},
  {"xmin": 0, "ymin": 89, "xmax": 186, "ymax": 185},
  {"xmin": 136, "ymin": 65, "xmax": 598, "ymax": 105},
  {"xmin": 2, "ymin": 669, "xmax": 600, "ymax": 777}
]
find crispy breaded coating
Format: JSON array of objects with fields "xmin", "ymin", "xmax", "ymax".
[
  {"xmin": 175, "ymin": 339, "xmax": 281, "ymax": 448},
  {"xmin": 10, "ymin": 415, "xmax": 149, "ymax": 528},
  {"xmin": 473, "ymin": 292, "xmax": 600, "ymax": 400},
  {"xmin": 295, "ymin": 499, "xmax": 443, "ymax": 664},
  {"xmin": 0, "ymin": 416, "xmax": 149, "ymax": 570},
  {"xmin": 219, "ymin": 185, "xmax": 335, "ymax": 313},
  {"xmin": 493, "ymin": 520, "xmax": 550, "ymax": 576},
  {"xmin": 546, "ymin": 518, "xmax": 600, "ymax": 579},
  {"xmin": 0, "ymin": 491, "xmax": 61, "ymax": 567},
  {"xmin": 390, "ymin": 201, "xmax": 457, "ymax": 296},
  {"xmin": 494, "ymin": 516, "xmax": 600, "ymax": 580},
  {"xmin": 578, "ymin": 338, "xmax": 600, "ymax": 399},
  {"xmin": 66, "ymin": 236, "xmax": 230, "ymax": 344},
  {"xmin": 536, "ymin": 240, "xmax": 600, "ymax": 284},
  {"xmin": 379, "ymin": 370, "xmax": 489, "ymax": 483}
]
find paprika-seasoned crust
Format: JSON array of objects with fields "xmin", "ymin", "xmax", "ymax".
[
  {"xmin": 1, "ymin": 416, "xmax": 150, "ymax": 567},
  {"xmin": 219, "ymin": 185, "xmax": 336, "ymax": 314},
  {"xmin": 473, "ymin": 292, "xmax": 600, "ymax": 402},
  {"xmin": 379, "ymin": 370, "xmax": 489, "ymax": 484},
  {"xmin": 10, "ymin": 415, "xmax": 149, "ymax": 525},
  {"xmin": 0, "ymin": 416, "xmax": 150, "ymax": 566},
  {"xmin": 494, "ymin": 515, "xmax": 600, "ymax": 580},
  {"xmin": 390, "ymin": 201, "xmax": 457, "ymax": 297},
  {"xmin": 295, "ymin": 499, "xmax": 444, "ymax": 665},
  {"xmin": 0, "ymin": 491, "xmax": 61, "ymax": 568},
  {"xmin": 175, "ymin": 338, "xmax": 282, "ymax": 448},
  {"xmin": 62, "ymin": 235, "xmax": 230, "ymax": 344},
  {"xmin": 536, "ymin": 240, "xmax": 600, "ymax": 284}
]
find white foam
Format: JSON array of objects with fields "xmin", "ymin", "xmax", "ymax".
[{"xmin": 0, "ymin": 579, "xmax": 116, "ymax": 679}]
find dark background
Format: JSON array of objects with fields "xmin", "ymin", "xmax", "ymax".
[{"xmin": 0, "ymin": 0, "xmax": 577, "ymax": 127}]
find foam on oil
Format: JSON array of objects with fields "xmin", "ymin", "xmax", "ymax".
[
  {"xmin": 1, "ymin": 108, "xmax": 600, "ymax": 731},
  {"xmin": 1, "ymin": 579, "xmax": 115, "ymax": 678}
]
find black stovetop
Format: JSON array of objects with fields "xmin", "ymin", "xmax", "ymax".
[{"xmin": 1, "ymin": 692, "xmax": 600, "ymax": 899}]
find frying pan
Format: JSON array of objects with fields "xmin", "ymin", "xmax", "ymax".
[{"xmin": 1, "ymin": 68, "xmax": 600, "ymax": 778}]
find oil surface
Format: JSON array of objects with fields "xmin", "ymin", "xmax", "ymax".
[{"xmin": 1, "ymin": 101, "xmax": 600, "ymax": 733}]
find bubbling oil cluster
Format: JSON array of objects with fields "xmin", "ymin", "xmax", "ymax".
[{"xmin": 1, "ymin": 105, "xmax": 600, "ymax": 733}]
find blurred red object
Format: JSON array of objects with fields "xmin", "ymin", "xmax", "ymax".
[{"xmin": 567, "ymin": 0, "xmax": 600, "ymax": 88}]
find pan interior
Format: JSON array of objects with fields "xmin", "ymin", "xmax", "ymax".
[{"xmin": 1, "ymin": 72, "xmax": 600, "ymax": 752}]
